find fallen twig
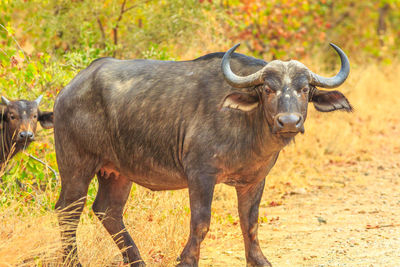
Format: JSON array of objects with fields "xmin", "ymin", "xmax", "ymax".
[{"xmin": 366, "ymin": 223, "xmax": 400, "ymax": 229}]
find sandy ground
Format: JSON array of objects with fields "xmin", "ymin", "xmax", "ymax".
[{"xmin": 200, "ymin": 156, "xmax": 400, "ymax": 266}]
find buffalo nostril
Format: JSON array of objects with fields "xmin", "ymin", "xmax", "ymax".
[
  {"xmin": 276, "ymin": 117, "xmax": 284, "ymax": 128},
  {"xmin": 295, "ymin": 116, "xmax": 302, "ymax": 126},
  {"xmin": 27, "ymin": 132, "xmax": 34, "ymax": 139},
  {"xmin": 19, "ymin": 131, "xmax": 34, "ymax": 140},
  {"xmin": 275, "ymin": 113, "xmax": 303, "ymax": 131}
]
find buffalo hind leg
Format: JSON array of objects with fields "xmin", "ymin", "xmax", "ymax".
[
  {"xmin": 236, "ymin": 179, "xmax": 271, "ymax": 267},
  {"xmin": 55, "ymin": 158, "xmax": 98, "ymax": 267},
  {"xmin": 177, "ymin": 172, "xmax": 216, "ymax": 267},
  {"xmin": 92, "ymin": 172, "xmax": 144, "ymax": 267}
]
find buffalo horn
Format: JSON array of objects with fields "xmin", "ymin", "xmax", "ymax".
[
  {"xmin": 1, "ymin": 96, "xmax": 10, "ymax": 106},
  {"xmin": 309, "ymin": 43, "xmax": 350, "ymax": 89},
  {"xmin": 35, "ymin": 95, "xmax": 43, "ymax": 105},
  {"xmin": 221, "ymin": 43, "xmax": 265, "ymax": 88}
]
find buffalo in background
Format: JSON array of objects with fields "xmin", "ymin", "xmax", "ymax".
[{"xmin": 0, "ymin": 95, "xmax": 53, "ymax": 169}]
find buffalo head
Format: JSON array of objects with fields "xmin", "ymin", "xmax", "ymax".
[
  {"xmin": 221, "ymin": 43, "xmax": 352, "ymax": 138},
  {"xmin": 1, "ymin": 95, "xmax": 53, "ymax": 144}
]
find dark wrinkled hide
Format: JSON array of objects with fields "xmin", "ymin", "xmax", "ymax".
[
  {"xmin": 0, "ymin": 98, "xmax": 53, "ymax": 170},
  {"xmin": 54, "ymin": 51, "xmax": 351, "ymax": 267}
]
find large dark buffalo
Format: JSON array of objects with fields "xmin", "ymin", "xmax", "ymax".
[
  {"xmin": 54, "ymin": 43, "xmax": 351, "ymax": 266},
  {"xmin": 0, "ymin": 95, "xmax": 53, "ymax": 169}
]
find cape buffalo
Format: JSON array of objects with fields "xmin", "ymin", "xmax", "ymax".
[
  {"xmin": 54, "ymin": 43, "xmax": 351, "ymax": 266},
  {"xmin": 0, "ymin": 95, "xmax": 53, "ymax": 169}
]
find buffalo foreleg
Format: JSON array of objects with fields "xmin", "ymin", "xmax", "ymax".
[
  {"xmin": 236, "ymin": 179, "xmax": 272, "ymax": 267},
  {"xmin": 92, "ymin": 171, "xmax": 145, "ymax": 267},
  {"xmin": 177, "ymin": 172, "xmax": 216, "ymax": 267}
]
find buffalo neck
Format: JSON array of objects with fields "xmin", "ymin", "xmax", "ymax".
[{"xmin": 217, "ymin": 106, "xmax": 286, "ymax": 168}]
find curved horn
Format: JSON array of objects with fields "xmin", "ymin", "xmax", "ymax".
[
  {"xmin": 310, "ymin": 43, "xmax": 350, "ymax": 89},
  {"xmin": 221, "ymin": 43, "xmax": 265, "ymax": 88},
  {"xmin": 1, "ymin": 96, "xmax": 10, "ymax": 106},
  {"xmin": 35, "ymin": 95, "xmax": 43, "ymax": 105}
]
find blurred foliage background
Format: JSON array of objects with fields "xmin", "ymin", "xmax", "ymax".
[{"xmin": 0, "ymin": 0, "xmax": 400, "ymax": 265}]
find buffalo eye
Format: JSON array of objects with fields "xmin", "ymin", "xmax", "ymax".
[
  {"xmin": 265, "ymin": 86, "xmax": 274, "ymax": 94},
  {"xmin": 302, "ymin": 86, "xmax": 309, "ymax": 93},
  {"xmin": 10, "ymin": 114, "xmax": 15, "ymax": 120}
]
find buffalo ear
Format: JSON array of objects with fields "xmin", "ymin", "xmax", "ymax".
[
  {"xmin": 38, "ymin": 111, "xmax": 54, "ymax": 129},
  {"xmin": 221, "ymin": 91, "xmax": 259, "ymax": 112},
  {"xmin": 310, "ymin": 89, "xmax": 353, "ymax": 112}
]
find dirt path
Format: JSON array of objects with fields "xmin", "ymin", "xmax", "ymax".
[{"xmin": 201, "ymin": 156, "xmax": 400, "ymax": 266}]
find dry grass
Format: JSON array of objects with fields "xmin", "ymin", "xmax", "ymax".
[{"xmin": 0, "ymin": 63, "xmax": 399, "ymax": 266}]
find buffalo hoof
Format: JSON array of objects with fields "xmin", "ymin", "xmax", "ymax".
[
  {"xmin": 124, "ymin": 256, "xmax": 146, "ymax": 267},
  {"xmin": 246, "ymin": 257, "xmax": 272, "ymax": 267},
  {"xmin": 176, "ymin": 254, "xmax": 198, "ymax": 267},
  {"xmin": 246, "ymin": 261, "xmax": 272, "ymax": 267},
  {"xmin": 63, "ymin": 258, "xmax": 82, "ymax": 267},
  {"xmin": 176, "ymin": 263, "xmax": 197, "ymax": 267},
  {"xmin": 175, "ymin": 258, "xmax": 197, "ymax": 267},
  {"xmin": 130, "ymin": 261, "xmax": 146, "ymax": 267}
]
